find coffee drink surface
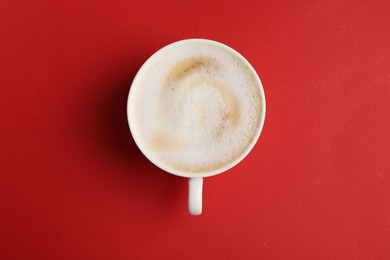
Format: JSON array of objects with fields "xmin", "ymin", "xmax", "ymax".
[{"xmin": 129, "ymin": 41, "xmax": 263, "ymax": 173}]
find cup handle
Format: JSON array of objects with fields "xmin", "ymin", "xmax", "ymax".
[{"xmin": 188, "ymin": 177, "xmax": 203, "ymax": 215}]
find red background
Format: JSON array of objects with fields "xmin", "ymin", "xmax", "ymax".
[{"xmin": 1, "ymin": 0, "xmax": 389, "ymax": 259}]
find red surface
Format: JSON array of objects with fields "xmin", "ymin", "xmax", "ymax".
[{"xmin": 1, "ymin": 0, "xmax": 389, "ymax": 259}]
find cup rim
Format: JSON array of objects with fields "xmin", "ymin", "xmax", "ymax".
[{"xmin": 127, "ymin": 38, "xmax": 266, "ymax": 178}]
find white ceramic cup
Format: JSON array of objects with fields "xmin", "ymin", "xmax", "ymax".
[{"xmin": 127, "ymin": 39, "xmax": 266, "ymax": 215}]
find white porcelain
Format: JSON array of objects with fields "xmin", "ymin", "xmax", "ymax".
[{"xmin": 127, "ymin": 39, "xmax": 266, "ymax": 216}]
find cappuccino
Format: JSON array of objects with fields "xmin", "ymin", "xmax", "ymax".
[{"xmin": 129, "ymin": 40, "xmax": 263, "ymax": 174}]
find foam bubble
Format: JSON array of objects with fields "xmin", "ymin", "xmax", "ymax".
[{"xmin": 130, "ymin": 41, "xmax": 262, "ymax": 173}]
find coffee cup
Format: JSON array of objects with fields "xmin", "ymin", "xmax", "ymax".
[{"xmin": 127, "ymin": 39, "xmax": 266, "ymax": 215}]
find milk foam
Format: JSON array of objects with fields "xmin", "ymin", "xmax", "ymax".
[{"xmin": 129, "ymin": 41, "xmax": 262, "ymax": 173}]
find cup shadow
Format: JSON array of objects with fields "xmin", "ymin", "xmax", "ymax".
[{"xmin": 95, "ymin": 56, "xmax": 186, "ymax": 216}]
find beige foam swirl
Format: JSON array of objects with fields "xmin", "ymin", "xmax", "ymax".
[{"xmin": 139, "ymin": 52, "xmax": 262, "ymax": 173}]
